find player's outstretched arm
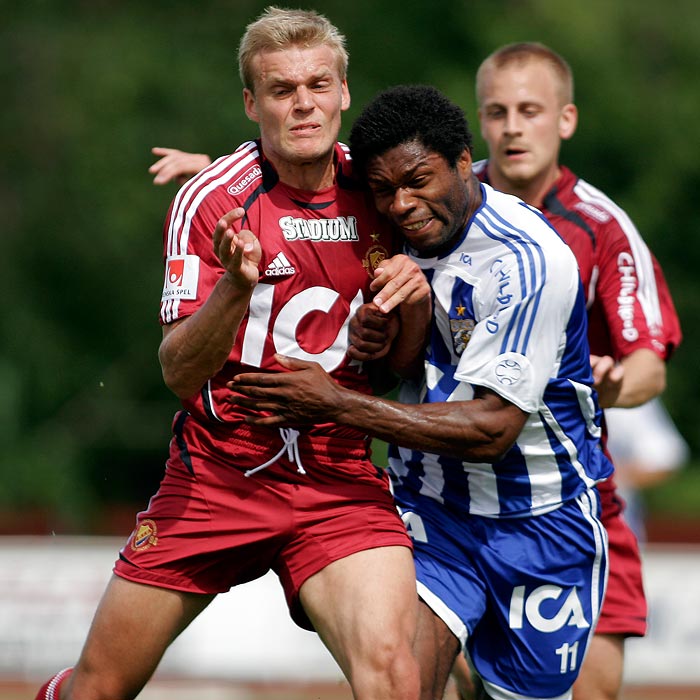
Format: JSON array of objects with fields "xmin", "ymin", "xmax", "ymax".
[
  {"xmin": 228, "ymin": 357, "xmax": 526, "ymax": 463},
  {"xmin": 149, "ymin": 147, "xmax": 212, "ymax": 185}
]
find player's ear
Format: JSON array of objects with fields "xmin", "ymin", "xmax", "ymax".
[
  {"xmin": 457, "ymin": 148, "xmax": 472, "ymax": 179},
  {"xmin": 340, "ymin": 79, "xmax": 351, "ymax": 112},
  {"xmin": 559, "ymin": 103, "xmax": 578, "ymax": 141},
  {"xmin": 243, "ymin": 88, "xmax": 259, "ymax": 123}
]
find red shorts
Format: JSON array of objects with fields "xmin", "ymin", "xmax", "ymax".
[
  {"xmin": 595, "ymin": 476, "xmax": 647, "ymax": 636},
  {"xmin": 114, "ymin": 413, "xmax": 412, "ymax": 630}
]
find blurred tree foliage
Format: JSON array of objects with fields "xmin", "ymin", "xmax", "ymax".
[{"xmin": 2, "ymin": 0, "xmax": 699, "ymax": 531}]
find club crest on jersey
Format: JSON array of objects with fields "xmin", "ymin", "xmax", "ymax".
[
  {"xmin": 362, "ymin": 233, "xmax": 389, "ymax": 278},
  {"xmin": 162, "ymin": 255, "xmax": 199, "ymax": 301},
  {"xmin": 130, "ymin": 519, "xmax": 158, "ymax": 551},
  {"xmin": 450, "ymin": 314, "xmax": 475, "ymax": 355}
]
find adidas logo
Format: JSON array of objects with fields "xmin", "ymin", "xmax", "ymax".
[{"xmin": 264, "ymin": 251, "xmax": 296, "ymax": 277}]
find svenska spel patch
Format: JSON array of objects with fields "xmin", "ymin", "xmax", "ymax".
[{"xmin": 162, "ymin": 255, "xmax": 199, "ymax": 301}]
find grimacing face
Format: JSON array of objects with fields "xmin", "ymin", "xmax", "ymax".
[
  {"xmin": 243, "ymin": 44, "xmax": 350, "ymax": 180},
  {"xmin": 477, "ymin": 60, "xmax": 576, "ymax": 199},
  {"xmin": 366, "ymin": 140, "xmax": 473, "ymax": 255}
]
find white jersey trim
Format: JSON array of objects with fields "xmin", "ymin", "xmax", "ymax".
[{"xmin": 573, "ymin": 178, "xmax": 662, "ymax": 331}]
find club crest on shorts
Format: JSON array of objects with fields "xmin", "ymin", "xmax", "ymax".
[
  {"xmin": 361, "ymin": 233, "xmax": 388, "ymax": 278},
  {"xmin": 131, "ymin": 519, "xmax": 158, "ymax": 551}
]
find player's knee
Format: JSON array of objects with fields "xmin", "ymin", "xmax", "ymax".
[{"xmin": 355, "ymin": 636, "xmax": 419, "ymax": 698}]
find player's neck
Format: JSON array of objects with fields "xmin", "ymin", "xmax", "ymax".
[
  {"xmin": 272, "ymin": 153, "xmax": 337, "ymax": 192},
  {"xmin": 489, "ymin": 164, "xmax": 560, "ymax": 209}
]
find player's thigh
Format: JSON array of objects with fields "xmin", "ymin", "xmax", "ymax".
[
  {"xmin": 69, "ymin": 575, "xmax": 214, "ymax": 699},
  {"xmin": 573, "ymin": 633, "xmax": 624, "ymax": 700},
  {"xmin": 299, "ymin": 545, "xmax": 417, "ymax": 673},
  {"xmin": 414, "ymin": 600, "xmax": 461, "ymax": 699},
  {"xmin": 450, "ymin": 653, "xmax": 477, "ymax": 700}
]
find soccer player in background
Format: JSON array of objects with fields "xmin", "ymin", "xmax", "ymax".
[
  {"xmin": 229, "ymin": 84, "xmax": 612, "ymax": 700},
  {"xmin": 471, "ymin": 42, "xmax": 682, "ymax": 700},
  {"xmin": 34, "ymin": 8, "xmax": 427, "ymax": 700}
]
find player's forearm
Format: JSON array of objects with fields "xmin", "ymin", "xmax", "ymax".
[
  {"xmin": 159, "ymin": 276, "xmax": 255, "ymax": 399},
  {"xmin": 388, "ymin": 300, "xmax": 431, "ymax": 379},
  {"xmin": 331, "ymin": 389, "xmax": 520, "ymax": 463},
  {"xmin": 614, "ymin": 349, "xmax": 666, "ymax": 408}
]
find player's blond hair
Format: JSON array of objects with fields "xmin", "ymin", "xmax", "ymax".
[
  {"xmin": 238, "ymin": 6, "xmax": 349, "ymax": 92},
  {"xmin": 476, "ymin": 42, "xmax": 574, "ymax": 106}
]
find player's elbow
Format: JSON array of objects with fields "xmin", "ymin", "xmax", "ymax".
[
  {"xmin": 453, "ymin": 420, "xmax": 520, "ymax": 463},
  {"xmin": 456, "ymin": 398, "xmax": 526, "ymax": 462},
  {"xmin": 464, "ymin": 433, "xmax": 517, "ymax": 463},
  {"xmin": 158, "ymin": 345, "xmax": 205, "ymax": 399},
  {"xmin": 160, "ymin": 364, "xmax": 201, "ymax": 400}
]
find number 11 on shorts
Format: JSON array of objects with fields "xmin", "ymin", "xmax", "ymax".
[{"xmin": 555, "ymin": 640, "xmax": 579, "ymax": 673}]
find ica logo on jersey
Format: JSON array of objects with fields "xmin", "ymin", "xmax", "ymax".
[{"xmin": 240, "ymin": 285, "xmax": 364, "ymax": 373}]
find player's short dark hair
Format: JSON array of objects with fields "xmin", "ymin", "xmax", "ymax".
[
  {"xmin": 476, "ymin": 42, "xmax": 574, "ymax": 105},
  {"xmin": 349, "ymin": 85, "xmax": 473, "ymax": 176}
]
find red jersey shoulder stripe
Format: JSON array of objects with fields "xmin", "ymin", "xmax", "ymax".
[
  {"xmin": 165, "ymin": 140, "xmax": 260, "ymax": 257},
  {"xmin": 572, "ymin": 177, "xmax": 662, "ymax": 331}
]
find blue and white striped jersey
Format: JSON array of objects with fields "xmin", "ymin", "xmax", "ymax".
[{"xmin": 388, "ymin": 183, "xmax": 613, "ymax": 517}]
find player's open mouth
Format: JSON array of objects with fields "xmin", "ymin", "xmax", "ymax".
[
  {"xmin": 403, "ymin": 218, "xmax": 432, "ymax": 231},
  {"xmin": 505, "ymin": 147, "xmax": 527, "ymax": 157}
]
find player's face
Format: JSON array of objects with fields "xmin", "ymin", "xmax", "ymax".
[
  {"xmin": 478, "ymin": 61, "xmax": 576, "ymax": 197},
  {"xmin": 366, "ymin": 141, "xmax": 474, "ymax": 255},
  {"xmin": 244, "ymin": 45, "xmax": 350, "ymax": 180}
]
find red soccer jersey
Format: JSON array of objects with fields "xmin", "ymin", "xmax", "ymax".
[
  {"xmin": 159, "ymin": 140, "xmax": 394, "ymax": 436},
  {"xmin": 475, "ymin": 162, "xmax": 682, "ymax": 362}
]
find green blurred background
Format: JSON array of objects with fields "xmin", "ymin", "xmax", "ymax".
[{"xmin": 3, "ymin": 0, "xmax": 699, "ymax": 534}]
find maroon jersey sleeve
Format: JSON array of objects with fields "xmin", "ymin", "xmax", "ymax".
[
  {"xmin": 539, "ymin": 168, "xmax": 681, "ymax": 362},
  {"xmin": 159, "ymin": 143, "xmax": 260, "ymax": 325},
  {"xmin": 580, "ymin": 195, "xmax": 681, "ymax": 361}
]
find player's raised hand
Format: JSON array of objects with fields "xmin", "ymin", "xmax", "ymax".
[
  {"xmin": 149, "ymin": 147, "xmax": 212, "ymax": 185},
  {"xmin": 213, "ymin": 208, "xmax": 261, "ymax": 289},
  {"xmin": 370, "ymin": 254, "xmax": 431, "ymax": 313}
]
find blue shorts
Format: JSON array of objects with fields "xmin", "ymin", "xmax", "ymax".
[{"xmin": 396, "ymin": 489, "xmax": 608, "ymax": 700}]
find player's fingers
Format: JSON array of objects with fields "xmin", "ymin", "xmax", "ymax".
[
  {"xmin": 347, "ymin": 345, "xmax": 388, "ymax": 362},
  {"xmin": 245, "ymin": 414, "xmax": 289, "ymax": 427},
  {"xmin": 274, "ymin": 354, "xmax": 316, "ymax": 371},
  {"xmin": 227, "ymin": 373, "xmax": 283, "ymax": 390}
]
